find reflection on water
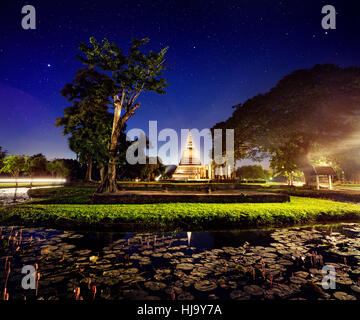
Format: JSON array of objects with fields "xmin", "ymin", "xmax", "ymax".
[
  {"xmin": 0, "ymin": 186, "xmax": 62, "ymax": 205},
  {"xmin": 1, "ymin": 223, "xmax": 360, "ymax": 300}
]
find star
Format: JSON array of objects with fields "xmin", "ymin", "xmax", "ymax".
[{"xmin": 47, "ymin": 64, "xmax": 51, "ymax": 68}]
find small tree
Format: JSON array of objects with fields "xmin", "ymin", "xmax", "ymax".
[
  {"xmin": 54, "ymin": 160, "xmax": 70, "ymax": 179},
  {"xmin": 236, "ymin": 165, "xmax": 271, "ymax": 181},
  {"xmin": 0, "ymin": 155, "xmax": 26, "ymax": 187},
  {"xmin": 46, "ymin": 161, "xmax": 57, "ymax": 178},
  {"xmin": 140, "ymin": 157, "xmax": 166, "ymax": 181},
  {"xmin": 24, "ymin": 154, "xmax": 47, "ymax": 187},
  {"xmin": 46, "ymin": 160, "xmax": 70, "ymax": 179},
  {"xmin": 0, "ymin": 146, "xmax": 7, "ymax": 170}
]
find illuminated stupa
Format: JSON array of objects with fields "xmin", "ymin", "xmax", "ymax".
[{"xmin": 172, "ymin": 129, "xmax": 204, "ymax": 180}]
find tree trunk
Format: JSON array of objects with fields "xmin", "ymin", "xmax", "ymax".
[
  {"xmin": 96, "ymin": 92, "xmax": 140, "ymax": 193},
  {"xmin": 96, "ymin": 159, "xmax": 118, "ymax": 193},
  {"xmin": 85, "ymin": 157, "xmax": 93, "ymax": 182},
  {"xmin": 303, "ymin": 170, "xmax": 312, "ymax": 186},
  {"xmin": 96, "ymin": 94, "xmax": 125, "ymax": 193},
  {"xmin": 296, "ymin": 150, "xmax": 312, "ymax": 187},
  {"xmin": 100, "ymin": 166, "xmax": 106, "ymax": 183}
]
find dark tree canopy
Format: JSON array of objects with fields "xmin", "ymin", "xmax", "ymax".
[
  {"xmin": 24, "ymin": 153, "xmax": 47, "ymax": 177},
  {"xmin": 236, "ymin": 165, "xmax": 271, "ymax": 181},
  {"xmin": 77, "ymin": 37, "xmax": 169, "ymax": 192},
  {"xmin": 214, "ymin": 64, "xmax": 360, "ymax": 183},
  {"xmin": 0, "ymin": 146, "xmax": 7, "ymax": 169},
  {"xmin": 57, "ymin": 68, "xmax": 116, "ymax": 181}
]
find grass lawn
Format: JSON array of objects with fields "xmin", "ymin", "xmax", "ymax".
[
  {"xmin": 1, "ymin": 185, "xmax": 360, "ymax": 231},
  {"xmin": 28, "ymin": 186, "xmax": 96, "ymax": 204},
  {"xmin": 116, "ymin": 181, "xmax": 284, "ymax": 186}
]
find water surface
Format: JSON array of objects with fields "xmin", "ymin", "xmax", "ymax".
[{"xmin": 1, "ymin": 223, "xmax": 359, "ymax": 300}]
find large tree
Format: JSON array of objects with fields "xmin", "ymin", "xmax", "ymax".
[
  {"xmin": 78, "ymin": 37, "xmax": 168, "ymax": 193},
  {"xmin": 57, "ymin": 68, "xmax": 115, "ymax": 182},
  {"xmin": 214, "ymin": 64, "xmax": 360, "ymax": 184}
]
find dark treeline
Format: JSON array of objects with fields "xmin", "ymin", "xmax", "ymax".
[
  {"xmin": 213, "ymin": 64, "xmax": 360, "ymax": 184},
  {"xmin": 0, "ymin": 147, "xmax": 166, "ymax": 183}
]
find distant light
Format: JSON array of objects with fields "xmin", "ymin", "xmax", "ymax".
[
  {"xmin": 0, "ymin": 178, "xmax": 66, "ymax": 183},
  {"xmin": 47, "ymin": 64, "xmax": 51, "ymax": 67},
  {"xmin": 187, "ymin": 232, "xmax": 192, "ymax": 246}
]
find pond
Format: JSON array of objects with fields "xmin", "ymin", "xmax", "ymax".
[
  {"xmin": 0, "ymin": 186, "xmax": 62, "ymax": 205},
  {"xmin": 1, "ymin": 223, "xmax": 359, "ymax": 301}
]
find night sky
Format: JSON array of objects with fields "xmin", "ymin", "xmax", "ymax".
[{"xmin": 1, "ymin": 0, "xmax": 360, "ymax": 165}]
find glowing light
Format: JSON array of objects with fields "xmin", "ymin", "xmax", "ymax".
[
  {"xmin": 293, "ymin": 181, "xmax": 305, "ymax": 187},
  {"xmin": 317, "ymin": 162, "xmax": 330, "ymax": 167},
  {"xmin": 0, "ymin": 178, "xmax": 66, "ymax": 183},
  {"xmin": 187, "ymin": 232, "xmax": 192, "ymax": 246}
]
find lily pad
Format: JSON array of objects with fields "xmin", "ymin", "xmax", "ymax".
[
  {"xmin": 333, "ymin": 291, "xmax": 356, "ymax": 300},
  {"xmin": 243, "ymin": 285, "xmax": 264, "ymax": 296},
  {"xmin": 194, "ymin": 280, "xmax": 217, "ymax": 292},
  {"xmin": 230, "ymin": 290, "xmax": 251, "ymax": 300},
  {"xmin": 177, "ymin": 292, "xmax": 194, "ymax": 300},
  {"xmin": 144, "ymin": 281, "xmax": 167, "ymax": 291},
  {"xmin": 176, "ymin": 263, "xmax": 194, "ymax": 271}
]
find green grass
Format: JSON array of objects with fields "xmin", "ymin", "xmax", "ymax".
[
  {"xmin": 1, "ymin": 196, "xmax": 360, "ymax": 231},
  {"xmin": 28, "ymin": 186, "xmax": 96, "ymax": 204},
  {"xmin": 118, "ymin": 181, "xmax": 212, "ymax": 185},
  {"xmin": 117, "ymin": 181, "xmax": 281, "ymax": 186}
]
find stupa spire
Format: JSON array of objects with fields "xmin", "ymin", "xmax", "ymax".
[
  {"xmin": 179, "ymin": 129, "xmax": 201, "ymax": 166},
  {"xmin": 171, "ymin": 129, "xmax": 203, "ymax": 180}
]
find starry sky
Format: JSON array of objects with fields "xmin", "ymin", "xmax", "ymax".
[{"xmin": 1, "ymin": 0, "xmax": 360, "ymax": 165}]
